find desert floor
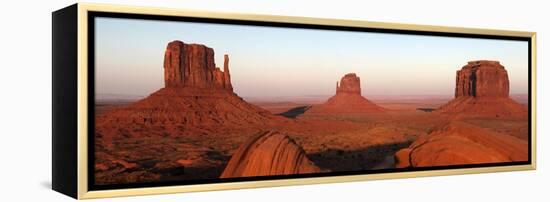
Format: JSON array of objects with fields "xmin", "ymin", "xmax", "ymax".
[{"xmin": 93, "ymin": 97, "xmax": 528, "ymax": 185}]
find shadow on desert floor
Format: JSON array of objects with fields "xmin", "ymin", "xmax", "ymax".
[
  {"xmin": 277, "ymin": 105, "xmax": 312, "ymax": 118},
  {"xmin": 308, "ymin": 141, "xmax": 412, "ymax": 171}
]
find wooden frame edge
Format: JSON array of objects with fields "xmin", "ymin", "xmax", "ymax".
[
  {"xmin": 77, "ymin": 3, "xmax": 89, "ymax": 199},
  {"xmin": 74, "ymin": 3, "xmax": 537, "ymax": 199},
  {"xmin": 78, "ymin": 3, "xmax": 535, "ymax": 37},
  {"xmin": 80, "ymin": 165, "xmax": 534, "ymax": 199},
  {"xmin": 530, "ymin": 32, "xmax": 537, "ymax": 170}
]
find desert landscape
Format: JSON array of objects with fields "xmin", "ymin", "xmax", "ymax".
[{"xmin": 93, "ymin": 40, "xmax": 529, "ymax": 185}]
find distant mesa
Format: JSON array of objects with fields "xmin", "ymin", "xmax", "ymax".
[
  {"xmin": 438, "ymin": 60, "xmax": 527, "ymax": 118},
  {"xmin": 96, "ymin": 40, "xmax": 275, "ymax": 141},
  {"xmin": 394, "ymin": 121, "xmax": 528, "ymax": 168},
  {"xmin": 307, "ymin": 73, "xmax": 385, "ymax": 114},
  {"xmin": 220, "ymin": 131, "xmax": 322, "ymax": 178}
]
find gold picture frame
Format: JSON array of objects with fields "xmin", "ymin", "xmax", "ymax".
[{"xmin": 52, "ymin": 3, "xmax": 536, "ymax": 199}]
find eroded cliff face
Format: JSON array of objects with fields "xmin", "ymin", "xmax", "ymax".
[
  {"xmin": 163, "ymin": 40, "xmax": 232, "ymax": 90},
  {"xmin": 336, "ymin": 73, "xmax": 361, "ymax": 95},
  {"xmin": 220, "ymin": 131, "xmax": 321, "ymax": 178},
  {"xmin": 454, "ymin": 60, "xmax": 509, "ymax": 98},
  {"xmin": 438, "ymin": 60, "xmax": 526, "ymax": 118}
]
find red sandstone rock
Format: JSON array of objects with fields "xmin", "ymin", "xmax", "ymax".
[
  {"xmin": 97, "ymin": 41, "xmax": 278, "ymax": 142},
  {"xmin": 394, "ymin": 122, "xmax": 528, "ymax": 168},
  {"xmin": 96, "ymin": 87, "xmax": 274, "ymax": 130},
  {"xmin": 112, "ymin": 159, "xmax": 138, "ymax": 169},
  {"xmin": 438, "ymin": 60, "xmax": 526, "ymax": 118},
  {"xmin": 95, "ymin": 41, "xmax": 288, "ymax": 184},
  {"xmin": 455, "ymin": 60, "xmax": 509, "ymax": 98},
  {"xmin": 308, "ymin": 73, "xmax": 385, "ymax": 113},
  {"xmin": 220, "ymin": 131, "xmax": 321, "ymax": 178},
  {"xmin": 95, "ymin": 163, "xmax": 109, "ymax": 171},
  {"xmin": 223, "ymin": 54, "xmax": 233, "ymax": 90},
  {"xmin": 164, "ymin": 41, "xmax": 185, "ymax": 87},
  {"xmin": 212, "ymin": 68, "xmax": 225, "ymax": 88},
  {"xmin": 394, "ymin": 148, "xmax": 412, "ymax": 168},
  {"xmin": 163, "ymin": 40, "xmax": 232, "ymax": 90},
  {"xmin": 438, "ymin": 96, "xmax": 527, "ymax": 118},
  {"xmin": 337, "ymin": 73, "xmax": 361, "ymax": 95}
]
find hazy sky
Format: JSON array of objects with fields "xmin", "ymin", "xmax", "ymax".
[{"xmin": 95, "ymin": 17, "xmax": 528, "ymax": 98}]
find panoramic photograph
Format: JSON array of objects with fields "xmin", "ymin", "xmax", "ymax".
[{"xmin": 93, "ymin": 17, "xmax": 529, "ymax": 185}]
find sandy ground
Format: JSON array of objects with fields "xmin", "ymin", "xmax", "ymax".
[{"xmin": 93, "ymin": 97, "xmax": 528, "ymax": 185}]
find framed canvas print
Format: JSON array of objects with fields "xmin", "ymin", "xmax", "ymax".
[{"xmin": 52, "ymin": 3, "xmax": 536, "ymax": 199}]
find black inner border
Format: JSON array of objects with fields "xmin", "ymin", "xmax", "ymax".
[{"xmin": 88, "ymin": 11, "xmax": 532, "ymax": 191}]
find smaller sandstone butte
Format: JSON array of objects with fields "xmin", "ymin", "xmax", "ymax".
[
  {"xmin": 164, "ymin": 40, "xmax": 232, "ymax": 90},
  {"xmin": 307, "ymin": 73, "xmax": 385, "ymax": 113},
  {"xmin": 220, "ymin": 131, "xmax": 321, "ymax": 178},
  {"xmin": 394, "ymin": 122, "xmax": 528, "ymax": 168},
  {"xmin": 438, "ymin": 60, "xmax": 527, "ymax": 118}
]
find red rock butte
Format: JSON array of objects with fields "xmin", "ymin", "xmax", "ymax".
[
  {"xmin": 220, "ymin": 131, "xmax": 321, "ymax": 178},
  {"xmin": 336, "ymin": 73, "xmax": 361, "ymax": 95},
  {"xmin": 164, "ymin": 41, "xmax": 232, "ymax": 90},
  {"xmin": 394, "ymin": 121, "xmax": 528, "ymax": 168},
  {"xmin": 455, "ymin": 60, "xmax": 509, "ymax": 98},
  {"xmin": 438, "ymin": 60, "xmax": 527, "ymax": 118},
  {"xmin": 96, "ymin": 40, "xmax": 276, "ymax": 141},
  {"xmin": 307, "ymin": 73, "xmax": 385, "ymax": 113}
]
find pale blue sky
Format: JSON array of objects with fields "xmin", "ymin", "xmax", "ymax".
[{"xmin": 95, "ymin": 17, "xmax": 528, "ymax": 98}]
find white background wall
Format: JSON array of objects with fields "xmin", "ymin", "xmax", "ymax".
[{"xmin": 0, "ymin": 0, "xmax": 547, "ymax": 201}]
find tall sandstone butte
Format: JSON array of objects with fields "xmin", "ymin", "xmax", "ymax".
[
  {"xmin": 94, "ymin": 41, "xmax": 280, "ymax": 184},
  {"xmin": 307, "ymin": 73, "xmax": 385, "ymax": 113},
  {"xmin": 454, "ymin": 60, "xmax": 509, "ymax": 98},
  {"xmin": 438, "ymin": 60, "xmax": 526, "ymax": 118},
  {"xmin": 220, "ymin": 131, "xmax": 321, "ymax": 178},
  {"xmin": 96, "ymin": 40, "xmax": 275, "ymax": 141},
  {"xmin": 336, "ymin": 73, "xmax": 361, "ymax": 95},
  {"xmin": 164, "ymin": 40, "xmax": 232, "ymax": 90}
]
